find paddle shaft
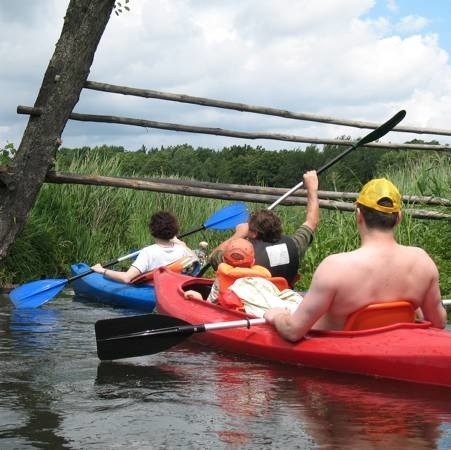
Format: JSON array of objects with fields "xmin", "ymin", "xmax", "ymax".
[
  {"xmin": 95, "ymin": 314, "xmax": 267, "ymax": 360},
  {"xmin": 268, "ymin": 110, "xmax": 406, "ymax": 210}
]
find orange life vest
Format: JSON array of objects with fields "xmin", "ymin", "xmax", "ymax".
[{"xmin": 216, "ymin": 262, "xmax": 272, "ymax": 311}]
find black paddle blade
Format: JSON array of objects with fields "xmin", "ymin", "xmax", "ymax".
[
  {"xmin": 95, "ymin": 314, "xmax": 196, "ymax": 360},
  {"xmin": 316, "ymin": 110, "xmax": 406, "ymax": 176},
  {"xmin": 358, "ymin": 110, "xmax": 406, "ymax": 146}
]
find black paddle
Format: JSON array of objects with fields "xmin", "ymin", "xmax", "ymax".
[
  {"xmin": 9, "ymin": 202, "xmax": 249, "ymax": 309},
  {"xmin": 197, "ymin": 109, "xmax": 407, "ymax": 277},
  {"xmin": 95, "ymin": 313, "xmax": 266, "ymax": 360},
  {"xmin": 268, "ymin": 109, "xmax": 407, "ymax": 209}
]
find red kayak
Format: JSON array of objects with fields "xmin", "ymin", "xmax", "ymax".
[{"xmin": 153, "ymin": 267, "xmax": 451, "ymax": 388}]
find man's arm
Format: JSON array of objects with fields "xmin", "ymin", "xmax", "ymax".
[
  {"xmin": 303, "ymin": 170, "xmax": 319, "ymax": 232},
  {"xmin": 264, "ymin": 257, "xmax": 336, "ymax": 341},
  {"xmin": 420, "ymin": 257, "xmax": 447, "ymax": 329},
  {"xmin": 208, "ymin": 222, "xmax": 249, "ymax": 270}
]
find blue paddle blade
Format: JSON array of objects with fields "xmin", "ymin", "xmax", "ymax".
[
  {"xmin": 9, "ymin": 279, "xmax": 68, "ymax": 308},
  {"xmin": 204, "ymin": 202, "xmax": 249, "ymax": 230}
]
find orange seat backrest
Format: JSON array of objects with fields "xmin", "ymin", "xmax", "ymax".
[
  {"xmin": 268, "ymin": 276, "xmax": 290, "ymax": 291},
  {"xmin": 344, "ymin": 301, "xmax": 415, "ymax": 331}
]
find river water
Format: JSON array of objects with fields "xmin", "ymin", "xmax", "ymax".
[{"xmin": 0, "ymin": 290, "xmax": 450, "ymax": 450}]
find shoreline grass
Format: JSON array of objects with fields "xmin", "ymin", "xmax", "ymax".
[{"xmin": 1, "ymin": 152, "xmax": 449, "ymax": 300}]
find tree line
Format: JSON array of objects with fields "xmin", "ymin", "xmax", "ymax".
[{"xmin": 55, "ymin": 138, "xmax": 445, "ymax": 192}]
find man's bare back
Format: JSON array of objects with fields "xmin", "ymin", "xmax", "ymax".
[
  {"xmin": 307, "ymin": 239, "xmax": 442, "ymax": 330},
  {"xmin": 264, "ymin": 178, "xmax": 446, "ymax": 342}
]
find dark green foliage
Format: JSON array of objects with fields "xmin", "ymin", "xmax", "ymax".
[{"xmin": 56, "ymin": 141, "xmax": 387, "ymax": 190}]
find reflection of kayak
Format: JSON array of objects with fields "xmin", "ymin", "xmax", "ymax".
[
  {"xmin": 70, "ymin": 263, "xmax": 156, "ymax": 311},
  {"xmin": 154, "ymin": 268, "xmax": 451, "ymax": 388}
]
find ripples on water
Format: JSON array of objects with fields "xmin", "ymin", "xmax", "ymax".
[{"xmin": 0, "ymin": 291, "xmax": 450, "ymax": 449}]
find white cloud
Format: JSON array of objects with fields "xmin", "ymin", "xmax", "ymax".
[
  {"xmin": 395, "ymin": 15, "xmax": 429, "ymax": 34},
  {"xmin": 386, "ymin": 0, "xmax": 398, "ymax": 13},
  {"xmin": 1, "ymin": 0, "xmax": 450, "ymax": 152}
]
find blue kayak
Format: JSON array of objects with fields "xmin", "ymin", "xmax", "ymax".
[{"xmin": 70, "ymin": 263, "xmax": 156, "ymax": 311}]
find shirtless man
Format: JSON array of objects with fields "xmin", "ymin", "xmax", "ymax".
[{"xmin": 264, "ymin": 178, "xmax": 447, "ymax": 341}]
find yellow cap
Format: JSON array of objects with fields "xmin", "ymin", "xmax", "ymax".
[{"xmin": 356, "ymin": 178, "xmax": 401, "ymax": 213}]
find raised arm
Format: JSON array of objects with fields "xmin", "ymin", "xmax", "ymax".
[{"xmin": 302, "ymin": 170, "xmax": 319, "ymax": 232}]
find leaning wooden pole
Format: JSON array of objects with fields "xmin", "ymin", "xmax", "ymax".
[
  {"xmin": 0, "ymin": 0, "xmax": 115, "ymax": 263},
  {"xmin": 44, "ymin": 171, "xmax": 451, "ymax": 221},
  {"xmin": 16, "ymin": 106, "xmax": 451, "ymax": 152},
  {"xmin": 84, "ymin": 80, "xmax": 451, "ymax": 137}
]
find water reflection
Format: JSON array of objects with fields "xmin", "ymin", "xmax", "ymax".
[
  {"xmin": 8, "ymin": 306, "xmax": 61, "ymax": 353},
  {"xmin": 0, "ymin": 292, "xmax": 450, "ymax": 449},
  {"xmin": 289, "ymin": 368, "xmax": 451, "ymax": 450},
  {"xmin": 93, "ymin": 344, "xmax": 451, "ymax": 449},
  {"xmin": 0, "ymin": 297, "xmax": 72, "ymax": 449}
]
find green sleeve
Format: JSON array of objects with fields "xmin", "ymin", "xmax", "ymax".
[{"xmin": 290, "ymin": 224, "xmax": 314, "ymax": 260}]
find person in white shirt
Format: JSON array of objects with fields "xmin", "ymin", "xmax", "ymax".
[{"xmin": 92, "ymin": 211, "xmax": 196, "ymax": 283}]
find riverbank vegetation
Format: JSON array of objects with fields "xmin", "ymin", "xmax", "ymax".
[{"xmin": 1, "ymin": 143, "xmax": 450, "ymax": 299}]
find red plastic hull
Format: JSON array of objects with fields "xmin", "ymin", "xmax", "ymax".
[{"xmin": 154, "ymin": 268, "xmax": 451, "ymax": 388}]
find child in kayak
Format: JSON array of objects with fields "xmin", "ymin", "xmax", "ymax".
[
  {"xmin": 184, "ymin": 238, "xmax": 303, "ymax": 316},
  {"xmin": 92, "ymin": 211, "xmax": 197, "ymax": 283}
]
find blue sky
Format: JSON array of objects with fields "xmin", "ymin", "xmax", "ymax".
[
  {"xmin": 1, "ymin": 0, "xmax": 450, "ymax": 152},
  {"xmin": 365, "ymin": 0, "xmax": 450, "ymax": 52}
]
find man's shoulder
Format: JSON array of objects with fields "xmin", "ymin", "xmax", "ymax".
[{"xmin": 315, "ymin": 252, "xmax": 350, "ymax": 271}]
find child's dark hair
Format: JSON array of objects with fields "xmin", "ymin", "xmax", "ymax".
[{"xmin": 149, "ymin": 211, "xmax": 179, "ymax": 240}]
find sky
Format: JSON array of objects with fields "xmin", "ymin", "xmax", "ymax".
[{"xmin": 1, "ymin": 0, "xmax": 450, "ymax": 152}]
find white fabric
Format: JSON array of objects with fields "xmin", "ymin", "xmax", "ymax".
[
  {"xmin": 265, "ymin": 243, "xmax": 290, "ymax": 267},
  {"xmin": 131, "ymin": 243, "xmax": 195, "ymax": 273},
  {"xmin": 228, "ymin": 277, "xmax": 303, "ymax": 317}
]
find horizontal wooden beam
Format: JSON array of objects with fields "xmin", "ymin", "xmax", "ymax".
[
  {"xmin": 85, "ymin": 80, "xmax": 451, "ymax": 137},
  {"xmin": 17, "ymin": 105, "xmax": 451, "ymax": 151},
  {"xmin": 44, "ymin": 171, "xmax": 450, "ymax": 221},
  {"xmin": 149, "ymin": 177, "xmax": 450, "ymax": 206}
]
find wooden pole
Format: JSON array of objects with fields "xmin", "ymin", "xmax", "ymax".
[
  {"xmin": 17, "ymin": 106, "xmax": 451, "ymax": 151},
  {"xmin": 44, "ymin": 171, "xmax": 451, "ymax": 221},
  {"xmin": 84, "ymin": 80, "xmax": 451, "ymax": 137}
]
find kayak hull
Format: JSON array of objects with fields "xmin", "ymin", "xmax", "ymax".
[
  {"xmin": 70, "ymin": 263, "xmax": 156, "ymax": 311},
  {"xmin": 154, "ymin": 268, "xmax": 451, "ymax": 388}
]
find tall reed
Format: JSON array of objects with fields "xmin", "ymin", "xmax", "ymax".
[{"xmin": 1, "ymin": 151, "xmax": 449, "ymax": 299}]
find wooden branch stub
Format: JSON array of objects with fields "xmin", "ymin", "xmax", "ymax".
[{"xmin": 0, "ymin": 165, "xmax": 16, "ymax": 191}]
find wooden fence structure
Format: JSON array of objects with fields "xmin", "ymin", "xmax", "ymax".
[
  {"xmin": 15, "ymin": 80, "xmax": 451, "ymax": 221},
  {"xmin": 17, "ymin": 80, "xmax": 451, "ymax": 151}
]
